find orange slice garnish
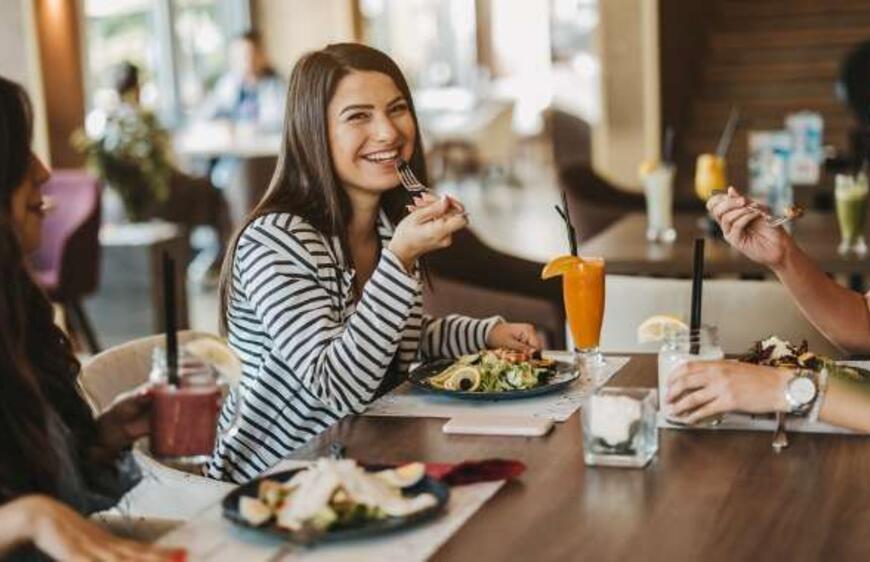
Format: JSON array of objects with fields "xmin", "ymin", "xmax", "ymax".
[{"xmin": 541, "ymin": 255, "xmax": 585, "ymax": 280}]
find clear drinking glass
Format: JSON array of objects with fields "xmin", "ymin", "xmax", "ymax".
[
  {"xmin": 562, "ymin": 257, "xmax": 606, "ymax": 373},
  {"xmin": 642, "ymin": 164, "xmax": 677, "ymax": 243},
  {"xmin": 835, "ymin": 173, "xmax": 869, "ymax": 257},
  {"xmin": 582, "ymin": 387, "xmax": 658, "ymax": 468},
  {"xmin": 657, "ymin": 325, "xmax": 724, "ymax": 426}
]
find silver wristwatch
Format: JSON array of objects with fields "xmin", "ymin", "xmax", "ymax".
[{"xmin": 784, "ymin": 369, "xmax": 818, "ymax": 415}]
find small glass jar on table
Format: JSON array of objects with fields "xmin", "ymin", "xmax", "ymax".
[
  {"xmin": 581, "ymin": 387, "xmax": 658, "ymax": 468},
  {"xmin": 657, "ymin": 325, "xmax": 724, "ymax": 426}
]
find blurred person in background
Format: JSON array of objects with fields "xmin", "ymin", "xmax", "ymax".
[
  {"xmin": 110, "ymin": 62, "xmax": 232, "ymax": 285},
  {"xmin": 0, "ymin": 76, "xmax": 183, "ymax": 561},
  {"xmin": 199, "ymin": 30, "xmax": 286, "ymax": 131}
]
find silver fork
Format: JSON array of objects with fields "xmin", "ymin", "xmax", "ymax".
[
  {"xmin": 745, "ymin": 203, "xmax": 797, "ymax": 228},
  {"xmin": 772, "ymin": 412, "xmax": 789, "ymax": 452},
  {"xmin": 396, "ymin": 159, "xmax": 428, "ymax": 194}
]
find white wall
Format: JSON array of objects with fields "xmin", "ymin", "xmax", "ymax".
[
  {"xmin": 0, "ymin": 0, "xmax": 50, "ymax": 162},
  {"xmin": 592, "ymin": 0, "xmax": 659, "ymax": 190},
  {"xmin": 255, "ymin": 0, "xmax": 355, "ymax": 79}
]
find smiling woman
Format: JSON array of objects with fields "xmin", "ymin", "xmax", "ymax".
[{"xmin": 207, "ymin": 44, "xmax": 542, "ymax": 483}]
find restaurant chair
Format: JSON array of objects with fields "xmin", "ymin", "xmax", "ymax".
[
  {"xmin": 424, "ymin": 229, "xmax": 566, "ymax": 350},
  {"xmin": 599, "ymin": 275, "xmax": 840, "ymax": 356},
  {"xmin": 560, "ymin": 165, "xmax": 704, "ymax": 243},
  {"xmin": 80, "ymin": 330, "xmax": 223, "ymax": 413},
  {"xmin": 546, "ymin": 108, "xmax": 592, "ymax": 172},
  {"xmin": 82, "ymin": 331, "xmax": 234, "ymax": 528},
  {"xmin": 559, "ymin": 165, "xmax": 646, "ymax": 243},
  {"xmin": 29, "ymin": 170, "xmax": 102, "ymax": 352}
]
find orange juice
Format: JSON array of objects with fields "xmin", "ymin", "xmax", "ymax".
[
  {"xmin": 563, "ymin": 258, "xmax": 605, "ymax": 351},
  {"xmin": 694, "ymin": 154, "xmax": 726, "ymax": 201}
]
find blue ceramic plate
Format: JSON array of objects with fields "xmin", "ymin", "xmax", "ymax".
[{"xmin": 408, "ymin": 358, "xmax": 579, "ymax": 401}]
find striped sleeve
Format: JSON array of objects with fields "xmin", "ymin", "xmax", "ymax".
[
  {"xmin": 238, "ymin": 223, "xmax": 419, "ymax": 415},
  {"xmin": 419, "ymin": 314, "xmax": 503, "ymax": 360}
]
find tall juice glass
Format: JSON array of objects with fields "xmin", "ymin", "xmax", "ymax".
[
  {"xmin": 835, "ymin": 173, "xmax": 869, "ymax": 256},
  {"xmin": 694, "ymin": 154, "xmax": 726, "ymax": 202},
  {"xmin": 642, "ymin": 164, "xmax": 677, "ymax": 243},
  {"xmin": 563, "ymin": 257, "xmax": 605, "ymax": 372}
]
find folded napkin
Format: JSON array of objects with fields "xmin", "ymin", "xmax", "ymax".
[{"xmin": 423, "ymin": 459, "xmax": 526, "ymax": 486}]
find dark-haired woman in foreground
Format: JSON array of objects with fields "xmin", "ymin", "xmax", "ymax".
[
  {"xmin": 207, "ymin": 43, "xmax": 542, "ymax": 482},
  {"xmin": 0, "ymin": 77, "xmax": 181, "ymax": 561}
]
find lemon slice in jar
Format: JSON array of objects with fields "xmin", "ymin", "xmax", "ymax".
[{"xmin": 637, "ymin": 315, "xmax": 688, "ymax": 344}]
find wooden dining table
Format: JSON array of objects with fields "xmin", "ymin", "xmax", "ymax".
[
  {"xmin": 580, "ymin": 212, "xmax": 870, "ymax": 279},
  {"xmin": 286, "ymin": 354, "xmax": 870, "ymax": 562}
]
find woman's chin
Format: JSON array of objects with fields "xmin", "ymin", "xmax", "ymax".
[{"xmin": 349, "ymin": 177, "xmax": 403, "ymax": 195}]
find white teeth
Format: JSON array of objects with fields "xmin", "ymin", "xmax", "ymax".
[{"xmin": 363, "ymin": 149, "xmax": 399, "ymax": 163}]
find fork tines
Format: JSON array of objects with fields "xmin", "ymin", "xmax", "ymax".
[{"xmin": 396, "ymin": 159, "xmax": 427, "ymax": 193}]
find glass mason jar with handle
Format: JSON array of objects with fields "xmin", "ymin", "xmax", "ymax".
[{"xmin": 148, "ymin": 347, "xmax": 222, "ymax": 464}]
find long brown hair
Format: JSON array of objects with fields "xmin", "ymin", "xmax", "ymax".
[
  {"xmin": 0, "ymin": 77, "xmax": 94, "ymax": 497},
  {"xmin": 218, "ymin": 43, "xmax": 427, "ymax": 333}
]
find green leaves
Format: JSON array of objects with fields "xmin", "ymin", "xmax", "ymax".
[{"xmin": 71, "ymin": 105, "xmax": 172, "ymax": 222}]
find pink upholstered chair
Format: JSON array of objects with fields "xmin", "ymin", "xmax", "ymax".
[{"xmin": 29, "ymin": 170, "xmax": 103, "ymax": 352}]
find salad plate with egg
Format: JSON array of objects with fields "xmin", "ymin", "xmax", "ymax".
[
  {"xmin": 741, "ymin": 336, "xmax": 870, "ymax": 385},
  {"xmin": 409, "ymin": 349, "xmax": 579, "ymax": 400},
  {"xmin": 222, "ymin": 458, "xmax": 449, "ymax": 544}
]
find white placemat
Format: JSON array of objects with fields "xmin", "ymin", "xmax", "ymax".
[
  {"xmin": 157, "ymin": 464, "xmax": 504, "ymax": 562},
  {"xmin": 363, "ymin": 355, "xmax": 631, "ymax": 422},
  {"xmin": 658, "ymin": 361, "xmax": 870, "ymax": 435},
  {"xmin": 658, "ymin": 414, "xmax": 857, "ymax": 434}
]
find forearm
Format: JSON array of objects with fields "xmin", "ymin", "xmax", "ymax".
[
  {"xmin": 420, "ymin": 315, "xmax": 502, "ymax": 359},
  {"xmin": 819, "ymin": 376, "xmax": 870, "ymax": 432},
  {"xmin": 0, "ymin": 497, "xmax": 35, "ymax": 556},
  {"xmin": 772, "ymin": 240, "xmax": 870, "ymax": 353}
]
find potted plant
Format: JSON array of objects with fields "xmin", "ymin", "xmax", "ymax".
[{"xmin": 72, "ymin": 104, "xmax": 172, "ymax": 223}]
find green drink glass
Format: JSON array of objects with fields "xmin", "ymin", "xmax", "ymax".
[{"xmin": 835, "ymin": 174, "xmax": 869, "ymax": 257}]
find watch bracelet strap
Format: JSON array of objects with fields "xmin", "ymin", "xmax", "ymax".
[{"xmin": 808, "ymin": 368, "xmax": 829, "ymax": 423}]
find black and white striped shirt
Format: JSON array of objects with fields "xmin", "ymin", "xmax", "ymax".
[{"xmin": 206, "ymin": 210, "xmax": 501, "ymax": 482}]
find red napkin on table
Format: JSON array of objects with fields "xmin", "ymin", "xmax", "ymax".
[{"xmin": 424, "ymin": 459, "xmax": 526, "ymax": 486}]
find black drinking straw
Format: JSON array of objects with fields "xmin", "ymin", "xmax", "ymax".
[
  {"xmin": 663, "ymin": 125, "xmax": 675, "ymax": 164},
  {"xmin": 162, "ymin": 252, "xmax": 179, "ymax": 386},
  {"xmin": 555, "ymin": 191, "xmax": 578, "ymax": 256},
  {"xmin": 690, "ymin": 238, "xmax": 705, "ymax": 355}
]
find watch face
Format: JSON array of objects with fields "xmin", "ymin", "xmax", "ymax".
[{"xmin": 790, "ymin": 377, "xmax": 817, "ymax": 405}]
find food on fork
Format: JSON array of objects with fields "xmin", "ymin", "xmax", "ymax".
[{"xmin": 784, "ymin": 204, "xmax": 805, "ymax": 220}]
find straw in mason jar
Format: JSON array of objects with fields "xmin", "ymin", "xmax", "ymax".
[
  {"xmin": 690, "ymin": 238, "xmax": 705, "ymax": 355},
  {"xmin": 162, "ymin": 252, "xmax": 179, "ymax": 387}
]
